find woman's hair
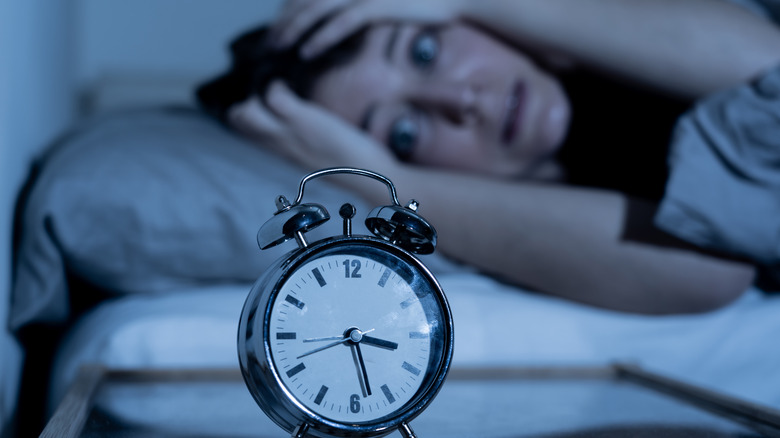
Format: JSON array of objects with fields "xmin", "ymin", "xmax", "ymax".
[{"xmin": 195, "ymin": 22, "xmax": 366, "ymax": 123}]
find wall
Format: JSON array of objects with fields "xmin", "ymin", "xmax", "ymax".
[
  {"xmin": 76, "ymin": 0, "xmax": 282, "ymax": 113},
  {"xmin": 0, "ymin": 1, "xmax": 281, "ymax": 433},
  {"xmin": 0, "ymin": 1, "xmax": 78, "ymax": 434}
]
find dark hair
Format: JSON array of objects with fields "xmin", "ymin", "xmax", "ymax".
[{"xmin": 195, "ymin": 22, "xmax": 366, "ymax": 123}]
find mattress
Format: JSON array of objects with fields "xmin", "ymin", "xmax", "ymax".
[{"xmin": 50, "ymin": 272, "xmax": 780, "ymax": 424}]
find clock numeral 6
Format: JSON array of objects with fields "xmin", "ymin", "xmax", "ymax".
[
  {"xmin": 349, "ymin": 394, "xmax": 361, "ymax": 413},
  {"xmin": 343, "ymin": 259, "xmax": 362, "ymax": 278}
]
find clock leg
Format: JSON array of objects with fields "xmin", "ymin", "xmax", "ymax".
[
  {"xmin": 398, "ymin": 422, "xmax": 418, "ymax": 438},
  {"xmin": 291, "ymin": 423, "xmax": 310, "ymax": 438}
]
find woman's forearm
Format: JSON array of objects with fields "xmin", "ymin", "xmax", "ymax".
[
  {"xmin": 461, "ymin": 0, "xmax": 780, "ymax": 97},
  {"xmin": 366, "ymin": 166, "xmax": 755, "ymax": 314}
]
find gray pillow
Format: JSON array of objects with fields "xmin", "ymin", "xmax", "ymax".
[{"xmin": 11, "ymin": 107, "xmax": 456, "ymax": 330}]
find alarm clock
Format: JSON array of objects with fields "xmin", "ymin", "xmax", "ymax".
[{"xmin": 238, "ymin": 167, "xmax": 454, "ymax": 438}]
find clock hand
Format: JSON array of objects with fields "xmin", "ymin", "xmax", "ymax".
[
  {"xmin": 361, "ymin": 335, "xmax": 398, "ymax": 351},
  {"xmin": 297, "ymin": 338, "xmax": 349, "ymax": 359},
  {"xmin": 305, "ymin": 331, "xmax": 392, "ymax": 346},
  {"xmin": 351, "ymin": 343, "xmax": 372, "ymax": 397},
  {"xmin": 303, "ymin": 335, "xmax": 344, "ymax": 343},
  {"xmin": 297, "ymin": 328, "xmax": 375, "ymax": 359}
]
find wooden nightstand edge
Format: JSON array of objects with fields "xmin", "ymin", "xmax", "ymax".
[
  {"xmin": 615, "ymin": 363, "xmax": 780, "ymax": 437},
  {"xmin": 39, "ymin": 365, "xmax": 106, "ymax": 438}
]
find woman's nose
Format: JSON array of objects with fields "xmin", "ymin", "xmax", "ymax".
[{"xmin": 412, "ymin": 81, "xmax": 477, "ymax": 124}]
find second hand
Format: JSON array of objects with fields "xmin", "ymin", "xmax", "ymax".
[{"xmin": 297, "ymin": 328, "xmax": 375, "ymax": 359}]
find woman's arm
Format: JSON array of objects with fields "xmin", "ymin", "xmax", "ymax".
[
  {"xmin": 372, "ymin": 165, "xmax": 755, "ymax": 315},
  {"xmin": 278, "ymin": 0, "xmax": 780, "ymax": 98},
  {"xmin": 232, "ymin": 84, "xmax": 756, "ymax": 315},
  {"xmin": 463, "ymin": 0, "xmax": 780, "ymax": 97}
]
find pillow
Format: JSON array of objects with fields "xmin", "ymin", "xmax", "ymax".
[{"xmin": 11, "ymin": 107, "xmax": 459, "ymax": 330}]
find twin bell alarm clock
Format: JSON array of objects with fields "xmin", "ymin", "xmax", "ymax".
[{"xmin": 238, "ymin": 167, "xmax": 454, "ymax": 438}]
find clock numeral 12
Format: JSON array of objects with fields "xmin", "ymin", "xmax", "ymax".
[{"xmin": 343, "ymin": 259, "xmax": 362, "ymax": 278}]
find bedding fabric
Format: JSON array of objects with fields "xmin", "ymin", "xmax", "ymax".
[
  {"xmin": 10, "ymin": 107, "xmax": 461, "ymax": 330},
  {"xmin": 49, "ymin": 280, "xmax": 780, "ymax": 432}
]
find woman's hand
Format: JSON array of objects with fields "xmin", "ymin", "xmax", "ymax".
[
  {"xmin": 272, "ymin": 0, "xmax": 465, "ymax": 59},
  {"xmin": 229, "ymin": 81, "xmax": 398, "ymax": 172}
]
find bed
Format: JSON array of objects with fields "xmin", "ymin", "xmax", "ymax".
[
  {"xmin": 7, "ymin": 0, "xmax": 780, "ymax": 436},
  {"xmin": 8, "ymin": 106, "xmax": 780, "ymax": 435}
]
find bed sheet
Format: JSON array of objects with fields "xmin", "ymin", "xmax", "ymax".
[{"xmin": 50, "ymin": 272, "xmax": 780, "ymax": 421}]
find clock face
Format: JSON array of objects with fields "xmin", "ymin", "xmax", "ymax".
[{"xmin": 266, "ymin": 242, "xmax": 448, "ymax": 425}]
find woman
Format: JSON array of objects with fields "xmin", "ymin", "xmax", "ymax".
[{"xmin": 199, "ymin": 0, "xmax": 780, "ymax": 314}]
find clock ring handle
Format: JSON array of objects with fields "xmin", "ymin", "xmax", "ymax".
[
  {"xmin": 295, "ymin": 168, "xmax": 437, "ymax": 254},
  {"xmin": 257, "ymin": 168, "xmax": 400, "ymax": 251},
  {"xmin": 292, "ymin": 167, "xmax": 401, "ymax": 207},
  {"xmin": 259, "ymin": 167, "xmax": 436, "ymax": 254}
]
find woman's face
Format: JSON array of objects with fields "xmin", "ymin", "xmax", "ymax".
[{"xmin": 310, "ymin": 22, "xmax": 571, "ymax": 178}]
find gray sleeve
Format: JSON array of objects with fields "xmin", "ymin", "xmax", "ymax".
[{"xmin": 654, "ymin": 63, "xmax": 780, "ymax": 266}]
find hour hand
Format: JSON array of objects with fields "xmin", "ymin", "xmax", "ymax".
[{"xmin": 361, "ymin": 335, "xmax": 398, "ymax": 350}]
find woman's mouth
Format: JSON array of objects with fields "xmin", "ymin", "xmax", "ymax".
[{"xmin": 502, "ymin": 81, "xmax": 527, "ymax": 145}]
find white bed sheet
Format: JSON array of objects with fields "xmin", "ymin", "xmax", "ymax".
[{"xmin": 50, "ymin": 273, "xmax": 780, "ymax": 431}]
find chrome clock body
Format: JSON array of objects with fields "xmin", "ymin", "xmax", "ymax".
[{"xmin": 238, "ymin": 168, "xmax": 454, "ymax": 438}]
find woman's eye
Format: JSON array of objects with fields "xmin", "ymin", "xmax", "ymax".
[
  {"xmin": 409, "ymin": 29, "xmax": 439, "ymax": 70},
  {"xmin": 388, "ymin": 116, "xmax": 419, "ymax": 161}
]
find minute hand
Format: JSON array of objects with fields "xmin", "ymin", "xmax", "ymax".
[{"xmin": 361, "ymin": 335, "xmax": 398, "ymax": 350}]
